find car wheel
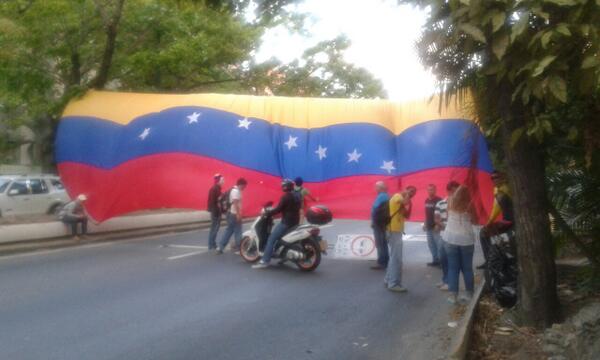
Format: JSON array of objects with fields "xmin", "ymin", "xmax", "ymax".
[{"xmin": 49, "ymin": 203, "xmax": 64, "ymax": 216}]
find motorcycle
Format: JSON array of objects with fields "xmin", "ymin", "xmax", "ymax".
[
  {"xmin": 239, "ymin": 202, "xmax": 331, "ymax": 272},
  {"xmin": 484, "ymin": 227, "xmax": 518, "ymax": 308}
]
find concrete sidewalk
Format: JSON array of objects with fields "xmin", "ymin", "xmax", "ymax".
[{"xmin": 0, "ymin": 211, "xmax": 210, "ymax": 244}]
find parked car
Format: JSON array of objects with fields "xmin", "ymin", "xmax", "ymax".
[{"xmin": 0, "ymin": 175, "xmax": 70, "ymax": 217}]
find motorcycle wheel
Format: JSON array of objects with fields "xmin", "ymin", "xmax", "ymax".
[
  {"xmin": 295, "ymin": 238, "xmax": 321, "ymax": 272},
  {"xmin": 240, "ymin": 236, "xmax": 261, "ymax": 263}
]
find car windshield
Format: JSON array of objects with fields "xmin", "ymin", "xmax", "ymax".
[{"xmin": 0, "ymin": 180, "xmax": 10, "ymax": 193}]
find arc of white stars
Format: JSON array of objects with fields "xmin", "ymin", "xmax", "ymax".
[
  {"xmin": 380, "ymin": 160, "xmax": 396, "ymax": 174},
  {"xmin": 315, "ymin": 145, "xmax": 327, "ymax": 160},
  {"xmin": 139, "ymin": 128, "xmax": 151, "ymax": 140},
  {"xmin": 347, "ymin": 149, "xmax": 362, "ymax": 163}
]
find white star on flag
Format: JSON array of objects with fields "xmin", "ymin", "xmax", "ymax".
[
  {"xmin": 187, "ymin": 112, "xmax": 201, "ymax": 124},
  {"xmin": 139, "ymin": 128, "xmax": 151, "ymax": 140},
  {"xmin": 284, "ymin": 135, "xmax": 298, "ymax": 150},
  {"xmin": 238, "ymin": 117, "xmax": 252, "ymax": 129},
  {"xmin": 347, "ymin": 149, "xmax": 362, "ymax": 163},
  {"xmin": 315, "ymin": 145, "xmax": 327, "ymax": 160},
  {"xmin": 380, "ymin": 160, "xmax": 396, "ymax": 174}
]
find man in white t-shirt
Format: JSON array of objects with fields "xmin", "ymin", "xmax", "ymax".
[{"xmin": 217, "ymin": 178, "xmax": 248, "ymax": 254}]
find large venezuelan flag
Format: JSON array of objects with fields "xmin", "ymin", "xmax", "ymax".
[{"xmin": 56, "ymin": 90, "xmax": 494, "ymax": 223}]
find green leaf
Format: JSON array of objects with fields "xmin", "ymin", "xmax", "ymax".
[
  {"xmin": 532, "ymin": 6, "xmax": 550, "ymax": 20},
  {"xmin": 493, "ymin": 33, "xmax": 509, "ymax": 60},
  {"xmin": 581, "ymin": 55, "xmax": 600, "ymax": 69},
  {"xmin": 512, "ymin": 82, "xmax": 525, "ymax": 102},
  {"xmin": 580, "ymin": 24, "xmax": 591, "ymax": 36},
  {"xmin": 459, "ymin": 24, "xmax": 487, "ymax": 43},
  {"xmin": 567, "ymin": 127, "xmax": 578, "ymax": 141},
  {"xmin": 484, "ymin": 63, "xmax": 503, "ymax": 75},
  {"xmin": 544, "ymin": 0, "xmax": 577, "ymax": 6},
  {"xmin": 492, "ymin": 11, "xmax": 506, "ymax": 33},
  {"xmin": 532, "ymin": 55, "xmax": 557, "ymax": 77},
  {"xmin": 510, "ymin": 128, "xmax": 525, "ymax": 148},
  {"xmin": 556, "ymin": 24, "xmax": 571, "ymax": 36},
  {"xmin": 460, "ymin": 0, "xmax": 470, "ymax": 4},
  {"xmin": 541, "ymin": 31, "xmax": 553, "ymax": 48},
  {"xmin": 511, "ymin": 15, "xmax": 529, "ymax": 43},
  {"xmin": 542, "ymin": 119, "xmax": 553, "ymax": 134},
  {"xmin": 522, "ymin": 85, "xmax": 532, "ymax": 105},
  {"xmin": 548, "ymin": 75, "xmax": 567, "ymax": 103}
]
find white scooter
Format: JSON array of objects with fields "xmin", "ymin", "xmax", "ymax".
[{"xmin": 239, "ymin": 203, "xmax": 330, "ymax": 272}]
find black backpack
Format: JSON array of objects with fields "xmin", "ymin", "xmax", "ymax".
[
  {"xmin": 219, "ymin": 188, "xmax": 232, "ymax": 213},
  {"xmin": 373, "ymin": 200, "xmax": 402, "ymax": 228}
]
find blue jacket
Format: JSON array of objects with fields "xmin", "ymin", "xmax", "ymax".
[{"xmin": 371, "ymin": 192, "xmax": 389, "ymax": 221}]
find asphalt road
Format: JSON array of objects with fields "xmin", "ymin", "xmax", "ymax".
[{"xmin": 0, "ymin": 220, "xmax": 480, "ymax": 360}]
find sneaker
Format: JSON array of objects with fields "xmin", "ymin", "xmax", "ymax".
[
  {"xmin": 435, "ymin": 282, "xmax": 445, "ymax": 287},
  {"xmin": 439, "ymin": 284, "xmax": 449, "ymax": 291},
  {"xmin": 370, "ymin": 264, "xmax": 386, "ymax": 270},
  {"xmin": 215, "ymin": 249, "xmax": 223, "ymax": 255},
  {"xmin": 447, "ymin": 295, "xmax": 458, "ymax": 305},
  {"xmin": 252, "ymin": 261, "xmax": 270, "ymax": 269},
  {"xmin": 476, "ymin": 262, "xmax": 487, "ymax": 270},
  {"xmin": 233, "ymin": 251, "xmax": 240, "ymax": 255},
  {"xmin": 459, "ymin": 292, "xmax": 474, "ymax": 304},
  {"xmin": 427, "ymin": 261, "xmax": 440, "ymax": 267},
  {"xmin": 388, "ymin": 286, "xmax": 408, "ymax": 293}
]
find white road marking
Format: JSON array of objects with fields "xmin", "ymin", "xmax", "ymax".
[
  {"xmin": 403, "ymin": 235, "xmax": 427, "ymax": 242},
  {"xmin": 167, "ymin": 250, "xmax": 208, "ymax": 260},
  {"xmin": 165, "ymin": 245, "xmax": 208, "ymax": 249}
]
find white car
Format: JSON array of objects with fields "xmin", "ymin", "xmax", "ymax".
[{"xmin": 0, "ymin": 175, "xmax": 70, "ymax": 217}]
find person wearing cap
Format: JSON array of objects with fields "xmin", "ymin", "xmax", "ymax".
[
  {"xmin": 478, "ymin": 171, "xmax": 514, "ymax": 269},
  {"xmin": 59, "ymin": 194, "xmax": 88, "ymax": 239},
  {"xmin": 207, "ymin": 174, "xmax": 224, "ymax": 250}
]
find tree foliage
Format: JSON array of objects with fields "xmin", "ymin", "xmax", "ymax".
[
  {"xmin": 402, "ymin": 0, "xmax": 600, "ymax": 328},
  {"xmin": 0, "ymin": 0, "xmax": 385, "ymax": 166}
]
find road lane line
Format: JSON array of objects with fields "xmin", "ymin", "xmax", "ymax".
[
  {"xmin": 167, "ymin": 250, "xmax": 208, "ymax": 260},
  {"xmin": 166, "ymin": 245, "xmax": 207, "ymax": 249}
]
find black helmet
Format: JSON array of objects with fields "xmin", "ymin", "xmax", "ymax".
[{"xmin": 281, "ymin": 179, "xmax": 294, "ymax": 192}]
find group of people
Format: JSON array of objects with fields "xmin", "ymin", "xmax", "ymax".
[
  {"xmin": 59, "ymin": 169, "xmax": 513, "ymax": 294},
  {"xmin": 206, "ymin": 174, "xmax": 317, "ymax": 269},
  {"xmin": 370, "ymin": 171, "xmax": 514, "ymax": 304}
]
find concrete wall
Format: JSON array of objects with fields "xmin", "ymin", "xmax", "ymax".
[{"xmin": 0, "ymin": 211, "xmax": 210, "ymax": 244}]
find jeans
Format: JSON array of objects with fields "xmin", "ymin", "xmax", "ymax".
[
  {"xmin": 261, "ymin": 222, "xmax": 291, "ymax": 264},
  {"xmin": 426, "ymin": 229, "xmax": 442, "ymax": 263},
  {"xmin": 62, "ymin": 215, "xmax": 88, "ymax": 236},
  {"xmin": 439, "ymin": 239, "xmax": 448, "ymax": 284},
  {"xmin": 384, "ymin": 232, "xmax": 404, "ymax": 288},
  {"xmin": 208, "ymin": 212, "xmax": 221, "ymax": 250},
  {"xmin": 373, "ymin": 225, "xmax": 389, "ymax": 267},
  {"xmin": 445, "ymin": 243, "xmax": 475, "ymax": 294},
  {"xmin": 219, "ymin": 213, "xmax": 242, "ymax": 251}
]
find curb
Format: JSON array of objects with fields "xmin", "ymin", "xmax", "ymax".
[
  {"xmin": 0, "ymin": 218, "xmax": 254, "ymax": 257},
  {"xmin": 448, "ymin": 279, "xmax": 486, "ymax": 360}
]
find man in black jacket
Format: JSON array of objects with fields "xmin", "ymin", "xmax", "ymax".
[
  {"xmin": 252, "ymin": 179, "xmax": 300, "ymax": 269},
  {"xmin": 207, "ymin": 174, "xmax": 224, "ymax": 250}
]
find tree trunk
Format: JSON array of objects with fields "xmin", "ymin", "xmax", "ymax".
[
  {"xmin": 92, "ymin": 0, "xmax": 125, "ymax": 89},
  {"xmin": 500, "ymin": 104, "xmax": 560, "ymax": 329}
]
